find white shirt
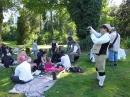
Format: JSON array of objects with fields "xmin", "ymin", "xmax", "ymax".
[
  {"xmin": 7, "ymin": 53, "xmax": 11, "ymax": 56},
  {"xmin": 32, "ymin": 42, "xmax": 38, "ymax": 50},
  {"xmin": 14, "ymin": 61, "xmax": 33, "ymax": 82},
  {"xmin": 73, "ymin": 45, "xmax": 78, "ymax": 53},
  {"xmin": 60, "ymin": 54, "xmax": 71, "ymax": 70},
  {"xmin": 110, "ymin": 31, "xmax": 120, "ymax": 52},
  {"xmin": 91, "ymin": 27, "xmax": 110, "ymax": 44}
]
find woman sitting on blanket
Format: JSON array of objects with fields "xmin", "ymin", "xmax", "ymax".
[
  {"xmin": 41, "ymin": 51, "xmax": 47, "ymax": 65},
  {"xmin": 17, "ymin": 45, "xmax": 29, "ymax": 64},
  {"xmin": 44, "ymin": 57, "xmax": 64, "ymax": 72},
  {"xmin": 10, "ymin": 56, "xmax": 33, "ymax": 84}
]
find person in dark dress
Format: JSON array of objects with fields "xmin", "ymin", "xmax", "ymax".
[{"xmin": 2, "ymin": 51, "xmax": 14, "ymax": 68}]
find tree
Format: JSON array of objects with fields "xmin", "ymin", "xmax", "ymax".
[
  {"xmin": 64, "ymin": 0, "xmax": 102, "ymax": 51},
  {"xmin": 64, "ymin": 0, "xmax": 102, "ymax": 39},
  {"xmin": 0, "ymin": 0, "xmax": 13, "ymax": 43},
  {"xmin": 116, "ymin": 1, "xmax": 130, "ymax": 38},
  {"xmin": 23, "ymin": 0, "xmax": 65, "ymax": 38},
  {"xmin": 17, "ymin": 13, "xmax": 30, "ymax": 44}
]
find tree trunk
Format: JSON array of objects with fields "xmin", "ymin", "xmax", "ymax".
[
  {"xmin": 0, "ymin": 2, "xmax": 3, "ymax": 44},
  {"xmin": 50, "ymin": 9, "xmax": 54, "ymax": 38}
]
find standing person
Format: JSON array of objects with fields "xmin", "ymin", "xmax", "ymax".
[
  {"xmin": 68, "ymin": 40, "xmax": 81, "ymax": 63},
  {"xmin": 51, "ymin": 38, "xmax": 58, "ymax": 55},
  {"xmin": 108, "ymin": 27, "xmax": 120, "ymax": 66},
  {"xmin": 32, "ymin": 40, "xmax": 38, "ymax": 59},
  {"xmin": 66, "ymin": 33, "xmax": 73, "ymax": 52},
  {"xmin": 89, "ymin": 24, "xmax": 111, "ymax": 88},
  {"xmin": 10, "ymin": 56, "xmax": 33, "ymax": 84},
  {"xmin": 17, "ymin": 45, "xmax": 29, "ymax": 64}
]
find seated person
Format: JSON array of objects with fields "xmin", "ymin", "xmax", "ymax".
[
  {"xmin": 17, "ymin": 45, "xmax": 29, "ymax": 64},
  {"xmin": 68, "ymin": 40, "xmax": 81, "ymax": 63},
  {"xmin": 2, "ymin": 51, "xmax": 14, "ymax": 68},
  {"xmin": 44, "ymin": 57, "xmax": 57, "ymax": 72},
  {"xmin": 6, "ymin": 49, "xmax": 11, "ymax": 56},
  {"xmin": 41, "ymin": 51, "xmax": 47, "ymax": 65},
  {"xmin": 1, "ymin": 43, "xmax": 7, "ymax": 55},
  {"xmin": 50, "ymin": 38, "xmax": 58, "ymax": 55},
  {"xmin": 45, "ymin": 57, "xmax": 64, "ymax": 72},
  {"xmin": 10, "ymin": 56, "xmax": 33, "ymax": 84},
  {"xmin": 26, "ymin": 48, "xmax": 31, "ymax": 57},
  {"xmin": 51, "ymin": 51, "xmax": 61, "ymax": 63},
  {"xmin": 60, "ymin": 50, "xmax": 71, "ymax": 70},
  {"xmin": 37, "ymin": 49, "xmax": 43, "ymax": 58}
]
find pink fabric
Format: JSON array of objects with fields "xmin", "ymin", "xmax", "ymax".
[{"xmin": 44, "ymin": 62, "xmax": 57, "ymax": 72}]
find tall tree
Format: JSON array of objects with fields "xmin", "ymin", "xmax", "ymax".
[
  {"xmin": 64, "ymin": 0, "xmax": 102, "ymax": 39},
  {"xmin": 116, "ymin": 0, "xmax": 130, "ymax": 38},
  {"xmin": 0, "ymin": 0, "xmax": 13, "ymax": 43}
]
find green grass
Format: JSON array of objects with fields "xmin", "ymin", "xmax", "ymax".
[
  {"xmin": 0, "ymin": 41, "xmax": 130, "ymax": 97},
  {"xmin": 3, "ymin": 41, "xmax": 66, "ymax": 49}
]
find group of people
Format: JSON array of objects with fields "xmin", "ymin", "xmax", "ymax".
[
  {"xmin": 7, "ymin": 36, "xmax": 81, "ymax": 84},
  {"xmin": 90, "ymin": 24, "xmax": 120, "ymax": 88}
]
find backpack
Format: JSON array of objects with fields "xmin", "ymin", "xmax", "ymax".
[{"xmin": 69, "ymin": 66, "xmax": 83, "ymax": 73}]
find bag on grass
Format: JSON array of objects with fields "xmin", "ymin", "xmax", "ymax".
[{"xmin": 69, "ymin": 66, "xmax": 83, "ymax": 73}]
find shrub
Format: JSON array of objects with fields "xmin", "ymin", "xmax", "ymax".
[
  {"xmin": 121, "ymin": 37, "xmax": 130, "ymax": 49},
  {"xmin": 79, "ymin": 36, "xmax": 93, "ymax": 51}
]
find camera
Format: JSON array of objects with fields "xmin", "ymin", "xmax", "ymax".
[{"xmin": 86, "ymin": 27, "xmax": 91, "ymax": 33}]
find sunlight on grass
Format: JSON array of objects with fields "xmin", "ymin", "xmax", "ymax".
[
  {"xmin": 2, "ymin": 82, "xmax": 10, "ymax": 87},
  {"xmin": 0, "ymin": 42, "xmax": 130, "ymax": 97}
]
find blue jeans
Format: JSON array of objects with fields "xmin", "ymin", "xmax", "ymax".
[
  {"xmin": 108, "ymin": 49, "xmax": 118, "ymax": 61},
  {"xmin": 66, "ymin": 42, "xmax": 71, "ymax": 52},
  {"xmin": 33, "ymin": 50, "xmax": 38, "ymax": 55},
  {"xmin": 10, "ymin": 76, "xmax": 26, "ymax": 84}
]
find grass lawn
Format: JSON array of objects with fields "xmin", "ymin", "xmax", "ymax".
[{"xmin": 0, "ymin": 41, "xmax": 130, "ymax": 97}]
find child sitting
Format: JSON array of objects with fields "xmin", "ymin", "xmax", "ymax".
[
  {"xmin": 44, "ymin": 57, "xmax": 64, "ymax": 72},
  {"xmin": 44, "ymin": 57, "xmax": 57, "ymax": 72}
]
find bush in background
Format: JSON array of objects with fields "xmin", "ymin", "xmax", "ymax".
[{"xmin": 120, "ymin": 37, "xmax": 130, "ymax": 49}]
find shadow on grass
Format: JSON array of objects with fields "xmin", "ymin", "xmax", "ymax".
[
  {"xmin": 0, "ymin": 68, "xmax": 25, "ymax": 97},
  {"xmin": 0, "ymin": 52, "xmax": 130, "ymax": 97}
]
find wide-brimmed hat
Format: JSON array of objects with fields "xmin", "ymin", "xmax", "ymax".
[
  {"xmin": 19, "ymin": 56, "xmax": 27, "ymax": 63},
  {"xmin": 19, "ymin": 45, "xmax": 25, "ymax": 51},
  {"xmin": 100, "ymin": 24, "xmax": 112, "ymax": 32}
]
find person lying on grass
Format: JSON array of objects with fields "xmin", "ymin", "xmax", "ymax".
[{"xmin": 10, "ymin": 56, "xmax": 33, "ymax": 84}]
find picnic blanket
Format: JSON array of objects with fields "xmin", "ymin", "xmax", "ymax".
[
  {"xmin": 9, "ymin": 70, "xmax": 65, "ymax": 97},
  {"xmin": 9, "ymin": 76, "xmax": 56, "ymax": 97}
]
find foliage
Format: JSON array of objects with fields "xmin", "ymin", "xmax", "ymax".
[
  {"xmin": 17, "ymin": 13, "xmax": 30, "ymax": 45},
  {"xmin": 100, "ymin": 0, "xmax": 118, "ymax": 26},
  {"xmin": 79, "ymin": 36, "xmax": 93, "ymax": 51},
  {"xmin": 2, "ymin": 23, "xmax": 17, "ymax": 41},
  {"xmin": 116, "ymin": 2, "xmax": 130, "ymax": 38},
  {"xmin": 37, "ymin": 30, "xmax": 67, "ymax": 45},
  {"xmin": 64, "ymin": 0, "xmax": 102, "ymax": 39},
  {"xmin": 2, "ymin": 23, "xmax": 10, "ymax": 40},
  {"xmin": 120, "ymin": 37, "xmax": 130, "ymax": 49},
  {"xmin": 0, "ymin": 0, "xmax": 14, "ymax": 43}
]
